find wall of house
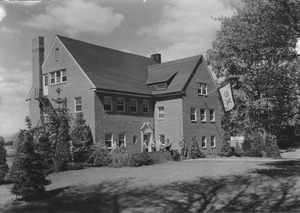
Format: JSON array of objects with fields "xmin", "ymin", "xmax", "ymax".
[
  {"xmin": 41, "ymin": 37, "xmax": 96, "ymax": 139},
  {"xmin": 154, "ymin": 97, "xmax": 183, "ymax": 151},
  {"xmin": 94, "ymin": 92, "xmax": 154, "ymax": 153},
  {"xmin": 183, "ymin": 61, "xmax": 222, "ymax": 156}
]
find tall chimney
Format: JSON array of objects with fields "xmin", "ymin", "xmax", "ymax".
[
  {"xmin": 151, "ymin": 53, "xmax": 161, "ymax": 63},
  {"xmin": 32, "ymin": 36, "xmax": 45, "ymax": 97},
  {"xmin": 31, "ymin": 36, "xmax": 45, "ymax": 127}
]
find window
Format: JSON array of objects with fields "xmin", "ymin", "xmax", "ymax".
[
  {"xmin": 44, "ymin": 75, "xmax": 49, "ymax": 87},
  {"xmin": 133, "ymin": 135, "xmax": 137, "ymax": 144},
  {"xmin": 198, "ymin": 83, "xmax": 208, "ymax": 95},
  {"xmin": 191, "ymin": 108, "xmax": 197, "ymax": 122},
  {"xmin": 50, "ymin": 70, "xmax": 67, "ymax": 85},
  {"xmin": 159, "ymin": 134, "xmax": 165, "ymax": 144},
  {"xmin": 201, "ymin": 136, "xmax": 207, "ymax": 148},
  {"xmin": 50, "ymin": 72, "xmax": 55, "ymax": 84},
  {"xmin": 75, "ymin": 97, "xmax": 82, "ymax": 112},
  {"xmin": 55, "ymin": 48, "xmax": 59, "ymax": 61},
  {"xmin": 105, "ymin": 134, "xmax": 113, "ymax": 148},
  {"xmin": 211, "ymin": 136, "xmax": 216, "ymax": 147},
  {"xmin": 119, "ymin": 134, "xmax": 126, "ymax": 147},
  {"xmin": 209, "ymin": 109, "xmax": 215, "ymax": 122},
  {"xmin": 158, "ymin": 107, "xmax": 164, "ymax": 119},
  {"xmin": 130, "ymin": 99, "xmax": 138, "ymax": 113},
  {"xmin": 117, "ymin": 97, "xmax": 125, "ymax": 112},
  {"xmin": 200, "ymin": 109, "xmax": 206, "ymax": 122},
  {"xmin": 143, "ymin": 100, "xmax": 149, "ymax": 113},
  {"xmin": 104, "ymin": 96, "xmax": 112, "ymax": 111},
  {"xmin": 155, "ymin": 83, "xmax": 167, "ymax": 91}
]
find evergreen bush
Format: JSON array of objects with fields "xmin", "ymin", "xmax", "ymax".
[
  {"xmin": 129, "ymin": 152, "xmax": 154, "ymax": 167},
  {"xmin": 172, "ymin": 150, "xmax": 181, "ymax": 161},
  {"xmin": 70, "ymin": 113, "xmax": 93, "ymax": 163},
  {"xmin": 190, "ymin": 136, "xmax": 206, "ymax": 159},
  {"xmin": 233, "ymin": 143, "xmax": 243, "ymax": 157},
  {"xmin": 35, "ymin": 131, "xmax": 54, "ymax": 174},
  {"xmin": 0, "ymin": 136, "xmax": 9, "ymax": 183},
  {"xmin": 242, "ymin": 135, "xmax": 252, "ymax": 156},
  {"xmin": 10, "ymin": 132, "xmax": 51, "ymax": 200},
  {"xmin": 265, "ymin": 134, "xmax": 281, "ymax": 158},
  {"xmin": 88, "ymin": 144, "xmax": 112, "ymax": 167},
  {"xmin": 146, "ymin": 151, "xmax": 174, "ymax": 164},
  {"xmin": 54, "ymin": 115, "xmax": 71, "ymax": 171},
  {"xmin": 110, "ymin": 147, "xmax": 131, "ymax": 167}
]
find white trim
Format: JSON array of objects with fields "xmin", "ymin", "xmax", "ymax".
[
  {"xmin": 200, "ymin": 109, "xmax": 206, "ymax": 122},
  {"xmin": 105, "ymin": 133, "xmax": 113, "ymax": 149},
  {"xmin": 209, "ymin": 109, "xmax": 215, "ymax": 122},
  {"xmin": 143, "ymin": 100, "xmax": 150, "ymax": 113},
  {"xmin": 211, "ymin": 135, "xmax": 216, "ymax": 148},
  {"xmin": 158, "ymin": 106, "xmax": 165, "ymax": 120},
  {"xmin": 191, "ymin": 107, "xmax": 197, "ymax": 122},
  {"xmin": 92, "ymin": 88, "xmax": 152, "ymax": 98},
  {"xmin": 56, "ymin": 36, "xmax": 96, "ymax": 88},
  {"xmin": 104, "ymin": 96, "xmax": 113, "ymax": 111},
  {"xmin": 201, "ymin": 136, "xmax": 207, "ymax": 148},
  {"xmin": 117, "ymin": 97, "xmax": 125, "ymax": 112},
  {"xmin": 130, "ymin": 98, "xmax": 138, "ymax": 113},
  {"xmin": 74, "ymin": 97, "xmax": 82, "ymax": 113}
]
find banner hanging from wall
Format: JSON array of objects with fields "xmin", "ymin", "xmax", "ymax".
[{"xmin": 218, "ymin": 83, "xmax": 235, "ymax": 112}]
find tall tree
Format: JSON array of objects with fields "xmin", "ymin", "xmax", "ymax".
[
  {"xmin": 70, "ymin": 112, "xmax": 93, "ymax": 163},
  {"xmin": 0, "ymin": 136, "xmax": 9, "ymax": 182},
  {"xmin": 207, "ymin": 0, "xmax": 300, "ymax": 135}
]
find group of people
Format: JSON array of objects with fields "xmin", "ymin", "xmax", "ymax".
[
  {"xmin": 143, "ymin": 136, "xmax": 187, "ymax": 159},
  {"xmin": 143, "ymin": 138, "xmax": 173, "ymax": 153}
]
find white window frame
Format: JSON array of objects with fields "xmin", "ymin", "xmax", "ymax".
[
  {"xmin": 143, "ymin": 100, "xmax": 149, "ymax": 113},
  {"xmin": 74, "ymin": 97, "xmax": 82, "ymax": 113},
  {"xmin": 211, "ymin": 135, "xmax": 216, "ymax": 148},
  {"xmin": 191, "ymin": 107, "xmax": 197, "ymax": 122},
  {"xmin": 130, "ymin": 99, "xmax": 138, "ymax": 113},
  {"xmin": 198, "ymin": 83, "xmax": 208, "ymax": 96},
  {"xmin": 104, "ymin": 96, "xmax": 112, "ymax": 111},
  {"xmin": 202, "ymin": 136, "xmax": 207, "ymax": 148},
  {"xmin": 55, "ymin": 48, "xmax": 59, "ymax": 61},
  {"xmin": 155, "ymin": 83, "xmax": 167, "ymax": 91},
  {"xmin": 119, "ymin": 133, "xmax": 126, "ymax": 147},
  {"xmin": 158, "ymin": 106, "xmax": 165, "ymax": 120},
  {"xmin": 209, "ymin": 109, "xmax": 215, "ymax": 122},
  {"xmin": 200, "ymin": 109, "xmax": 206, "ymax": 122},
  {"xmin": 117, "ymin": 97, "xmax": 125, "ymax": 112},
  {"xmin": 105, "ymin": 134, "xmax": 113, "ymax": 149},
  {"xmin": 50, "ymin": 70, "xmax": 67, "ymax": 85},
  {"xmin": 44, "ymin": 75, "xmax": 49, "ymax": 87}
]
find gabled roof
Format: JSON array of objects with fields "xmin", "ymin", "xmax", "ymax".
[
  {"xmin": 57, "ymin": 35, "xmax": 158, "ymax": 95},
  {"xmin": 147, "ymin": 55, "xmax": 203, "ymax": 95}
]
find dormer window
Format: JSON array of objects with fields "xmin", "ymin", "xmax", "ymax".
[
  {"xmin": 155, "ymin": 83, "xmax": 167, "ymax": 91},
  {"xmin": 198, "ymin": 83, "xmax": 207, "ymax": 96}
]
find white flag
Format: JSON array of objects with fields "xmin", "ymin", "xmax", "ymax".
[{"xmin": 218, "ymin": 83, "xmax": 235, "ymax": 112}]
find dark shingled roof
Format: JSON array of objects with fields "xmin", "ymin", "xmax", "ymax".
[
  {"xmin": 147, "ymin": 55, "xmax": 203, "ymax": 95},
  {"xmin": 57, "ymin": 35, "xmax": 158, "ymax": 95}
]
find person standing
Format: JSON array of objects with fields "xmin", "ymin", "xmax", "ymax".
[{"xmin": 179, "ymin": 137, "xmax": 186, "ymax": 159}]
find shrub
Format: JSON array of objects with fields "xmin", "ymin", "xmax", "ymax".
[
  {"xmin": 10, "ymin": 132, "xmax": 51, "ymax": 201},
  {"xmin": 233, "ymin": 143, "xmax": 243, "ymax": 157},
  {"xmin": 129, "ymin": 152, "xmax": 154, "ymax": 167},
  {"xmin": 242, "ymin": 135, "xmax": 252, "ymax": 156},
  {"xmin": 247, "ymin": 131, "xmax": 267, "ymax": 157},
  {"xmin": 146, "ymin": 151, "xmax": 174, "ymax": 164},
  {"xmin": 0, "ymin": 136, "xmax": 9, "ymax": 183},
  {"xmin": 70, "ymin": 113, "xmax": 93, "ymax": 163},
  {"xmin": 265, "ymin": 134, "xmax": 281, "ymax": 158},
  {"xmin": 35, "ymin": 132, "xmax": 54, "ymax": 174},
  {"xmin": 172, "ymin": 150, "xmax": 181, "ymax": 161},
  {"xmin": 219, "ymin": 141, "xmax": 234, "ymax": 157},
  {"xmin": 88, "ymin": 145, "xmax": 112, "ymax": 167},
  {"xmin": 190, "ymin": 136, "xmax": 206, "ymax": 159},
  {"xmin": 67, "ymin": 162, "xmax": 84, "ymax": 170},
  {"xmin": 54, "ymin": 116, "xmax": 71, "ymax": 171},
  {"xmin": 110, "ymin": 147, "xmax": 131, "ymax": 167}
]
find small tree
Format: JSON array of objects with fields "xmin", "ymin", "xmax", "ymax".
[
  {"xmin": 36, "ymin": 131, "xmax": 54, "ymax": 174},
  {"xmin": 70, "ymin": 113, "xmax": 93, "ymax": 163},
  {"xmin": 10, "ymin": 131, "xmax": 51, "ymax": 200},
  {"xmin": 0, "ymin": 136, "xmax": 9, "ymax": 182},
  {"xmin": 218, "ymin": 132, "xmax": 234, "ymax": 157},
  {"xmin": 190, "ymin": 136, "xmax": 205, "ymax": 159},
  {"xmin": 54, "ymin": 113, "xmax": 71, "ymax": 171}
]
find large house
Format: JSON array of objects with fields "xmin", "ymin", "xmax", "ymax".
[{"xmin": 27, "ymin": 35, "xmax": 222, "ymax": 155}]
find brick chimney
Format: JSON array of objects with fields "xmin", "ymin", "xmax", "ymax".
[
  {"xmin": 151, "ymin": 53, "xmax": 161, "ymax": 63},
  {"xmin": 32, "ymin": 36, "xmax": 44, "ymax": 98}
]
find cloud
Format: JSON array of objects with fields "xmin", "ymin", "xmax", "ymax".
[
  {"xmin": 21, "ymin": 1, "xmax": 124, "ymax": 36},
  {"xmin": 0, "ymin": 5, "xmax": 6, "ymax": 22},
  {"xmin": 0, "ymin": 27, "xmax": 20, "ymax": 35},
  {"xmin": 138, "ymin": 0, "xmax": 235, "ymax": 61},
  {"xmin": 0, "ymin": 67, "xmax": 31, "ymax": 135},
  {"xmin": 3, "ymin": 0, "xmax": 42, "ymax": 6}
]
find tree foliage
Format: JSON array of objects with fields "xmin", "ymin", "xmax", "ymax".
[
  {"xmin": 0, "ymin": 136, "xmax": 9, "ymax": 182},
  {"xmin": 208, "ymin": 0, "xmax": 300, "ymax": 135},
  {"xmin": 70, "ymin": 113, "xmax": 93, "ymax": 163}
]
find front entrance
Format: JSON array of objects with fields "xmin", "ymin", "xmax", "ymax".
[{"xmin": 141, "ymin": 122, "xmax": 154, "ymax": 152}]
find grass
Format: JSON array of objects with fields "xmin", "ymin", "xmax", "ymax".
[{"xmin": 1, "ymin": 158, "xmax": 300, "ymax": 212}]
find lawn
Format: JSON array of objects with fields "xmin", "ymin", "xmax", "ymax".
[{"xmin": 1, "ymin": 158, "xmax": 300, "ymax": 213}]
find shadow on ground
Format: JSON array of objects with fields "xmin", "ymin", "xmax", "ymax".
[
  {"xmin": 2, "ymin": 167, "xmax": 300, "ymax": 213},
  {"xmin": 253, "ymin": 159, "xmax": 300, "ymax": 178}
]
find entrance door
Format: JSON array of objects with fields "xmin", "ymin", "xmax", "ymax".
[
  {"xmin": 141, "ymin": 122, "xmax": 154, "ymax": 152},
  {"xmin": 43, "ymin": 75, "xmax": 48, "ymax": 96}
]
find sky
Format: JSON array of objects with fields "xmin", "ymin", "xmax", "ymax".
[{"xmin": 0, "ymin": 0, "xmax": 239, "ymax": 136}]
